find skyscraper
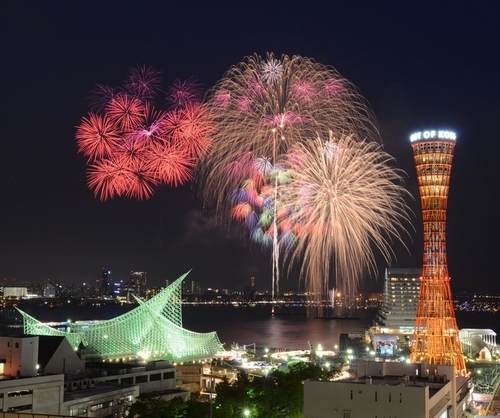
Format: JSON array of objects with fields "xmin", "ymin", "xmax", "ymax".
[
  {"xmin": 409, "ymin": 129, "xmax": 466, "ymax": 374},
  {"xmin": 101, "ymin": 268, "xmax": 111, "ymax": 296}
]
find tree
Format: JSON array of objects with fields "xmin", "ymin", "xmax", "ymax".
[
  {"xmin": 211, "ymin": 362, "xmax": 328, "ymax": 418},
  {"xmin": 128, "ymin": 394, "xmax": 187, "ymax": 418},
  {"xmin": 213, "ymin": 372, "xmax": 253, "ymax": 417}
]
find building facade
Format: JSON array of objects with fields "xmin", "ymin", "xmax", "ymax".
[
  {"xmin": 304, "ymin": 362, "xmax": 473, "ymax": 418},
  {"xmin": 379, "ymin": 268, "xmax": 421, "ymax": 331}
]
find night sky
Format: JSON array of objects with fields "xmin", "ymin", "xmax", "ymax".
[{"xmin": 1, "ymin": 1, "xmax": 499, "ymax": 293}]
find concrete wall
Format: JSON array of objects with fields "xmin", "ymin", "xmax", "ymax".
[
  {"xmin": 0, "ymin": 374, "xmax": 64, "ymax": 415},
  {"xmin": 0, "ymin": 336, "xmax": 38, "ymax": 377},
  {"xmin": 304, "ymin": 380, "xmax": 428, "ymax": 418},
  {"xmin": 44, "ymin": 339, "xmax": 84, "ymax": 376}
]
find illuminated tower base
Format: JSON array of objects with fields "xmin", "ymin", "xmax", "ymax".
[{"xmin": 409, "ymin": 129, "xmax": 466, "ymax": 375}]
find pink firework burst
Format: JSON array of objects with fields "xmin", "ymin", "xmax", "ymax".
[
  {"xmin": 290, "ymin": 79, "xmax": 317, "ymax": 103},
  {"xmin": 128, "ymin": 102, "xmax": 168, "ymax": 147},
  {"xmin": 261, "ymin": 111, "xmax": 306, "ymax": 129},
  {"xmin": 236, "ymin": 95, "xmax": 252, "ymax": 112},
  {"xmin": 75, "ymin": 113, "xmax": 120, "ymax": 161},
  {"xmin": 125, "ymin": 65, "xmax": 162, "ymax": 100},
  {"xmin": 322, "ymin": 78, "xmax": 343, "ymax": 96},
  {"xmin": 213, "ymin": 90, "xmax": 231, "ymax": 110},
  {"xmin": 166, "ymin": 78, "xmax": 203, "ymax": 109},
  {"xmin": 223, "ymin": 152, "xmax": 256, "ymax": 185},
  {"xmin": 245, "ymin": 73, "xmax": 266, "ymax": 99},
  {"xmin": 105, "ymin": 93, "xmax": 145, "ymax": 131}
]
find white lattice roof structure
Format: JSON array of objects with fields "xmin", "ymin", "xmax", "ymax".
[{"xmin": 17, "ymin": 272, "xmax": 223, "ymax": 362}]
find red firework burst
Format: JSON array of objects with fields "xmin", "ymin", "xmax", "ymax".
[
  {"xmin": 77, "ymin": 66, "xmax": 213, "ymax": 200},
  {"xmin": 87, "ymin": 156, "xmax": 158, "ymax": 201},
  {"xmin": 114, "ymin": 135, "xmax": 148, "ymax": 165},
  {"xmin": 162, "ymin": 108, "xmax": 189, "ymax": 142},
  {"xmin": 121, "ymin": 158, "xmax": 158, "ymax": 200},
  {"xmin": 105, "ymin": 93, "xmax": 145, "ymax": 130},
  {"xmin": 87, "ymin": 156, "xmax": 130, "ymax": 201},
  {"xmin": 75, "ymin": 113, "xmax": 120, "ymax": 161},
  {"xmin": 146, "ymin": 142, "xmax": 195, "ymax": 187},
  {"xmin": 166, "ymin": 103, "xmax": 215, "ymax": 160}
]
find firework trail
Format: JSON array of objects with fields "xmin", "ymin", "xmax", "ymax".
[
  {"xmin": 278, "ymin": 134, "xmax": 412, "ymax": 315},
  {"xmin": 76, "ymin": 65, "xmax": 214, "ymax": 200},
  {"xmin": 196, "ymin": 53, "xmax": 386, "ymax": 299}
]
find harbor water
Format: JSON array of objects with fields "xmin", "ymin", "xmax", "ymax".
[{"xmin": 8, "ymin": 304, "xmax": 500, "ymax": 352}]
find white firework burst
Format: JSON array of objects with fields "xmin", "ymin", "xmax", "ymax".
[
  {"xmin": 279, "ymin": 134, "xmax": 412, "ymax": 306},
  {"xmin": 261, "ymin": 58, "xmax": 284, "ymax": 83}
]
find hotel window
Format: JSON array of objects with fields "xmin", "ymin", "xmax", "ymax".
[
  {"xmin": 342, "ymin": 411, "xmax": 351, "ymax": 418},
  {"xmin": 350, "ymin": 390, "xmax": 353, "ymax": 399},
  {"xmin": 150, "ymin": 373, "xmax": 161, "ymax": 381},
  {"xmin": 136, "ymin": 375, "xmax": 148, "ymax": 383},
  {"xmin": 375, "ymin": 391, "xmax": 377, "ymax": 401}
]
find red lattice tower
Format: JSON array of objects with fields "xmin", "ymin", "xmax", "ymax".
[{"xmin": 409, "ymin": 130, "xmax": 466, "ymax": 375}]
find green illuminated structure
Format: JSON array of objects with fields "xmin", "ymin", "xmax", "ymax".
[{"xmin": 17, "ymin": 272, "xmax": 223, "ymax": 362}]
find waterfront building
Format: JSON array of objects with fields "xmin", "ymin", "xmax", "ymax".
[
  {"xmin": 379, "ymin": 268, "xmax": 421, "ymax": 331},
  {"xmin": 409, "ymin": 129, "xmax": 466, "ymax": 374},
  {"xmin": 304, "ymin": 362, "xmax": 474, "ymax": 418},
  {"xmin": 369, "ymin": 268, "xmax": 420, "ymax": 357},
  {"xmin": 17, "ymin": 272, "xmax": 223, "ymax": 363},
  {"xmin": 459, "ymin": 329, "xmax": 497, "ymax": 360},
  {"xmin": 2, "ymin": 287, "xmax": 27, "ymax": 299}
]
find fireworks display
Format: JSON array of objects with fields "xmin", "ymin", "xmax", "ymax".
[
  {"xmin": 75, "ymin": 65, "xmax": 214, "ymax": 200},
  {"xmin": 195, "ymin": 53, "xmax": 411, "ymax": 306},
  {"xmin": 76, "ymin": 55, "xmax": 412, "ymax": 310},
  {"xmin": 278, "ymin": 134, "xmax": 412, "ymax": 312},
  {"xmin": 197, "ymin": 53, "xmax": 381, "ymax": 217}
]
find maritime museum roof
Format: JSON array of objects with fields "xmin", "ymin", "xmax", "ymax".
[{"xmin": 17, "ymin": 272, "xmax": 223, "ymax": 362}]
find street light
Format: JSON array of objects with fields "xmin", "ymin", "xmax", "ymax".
[{"xmin": 243, "ymin": 409, "xmax": 250, "ymax": 417}]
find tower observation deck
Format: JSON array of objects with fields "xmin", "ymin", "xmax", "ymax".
[{"xmin": 409, "ymin": 129, "xmax": 466, "ymax": 375}]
